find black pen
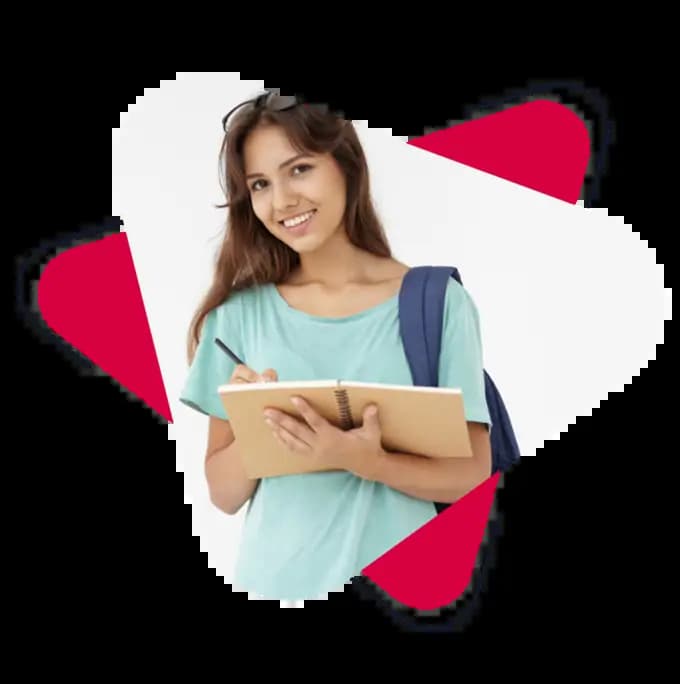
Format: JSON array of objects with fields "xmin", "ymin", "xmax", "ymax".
[{"xmin": 214, "ymin": 337, "xmax": 244, "ymax": 366}]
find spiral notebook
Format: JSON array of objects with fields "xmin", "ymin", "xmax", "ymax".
[{"xmin": 217, "ymin": 380, "xmax": 473, "ymax": 479}]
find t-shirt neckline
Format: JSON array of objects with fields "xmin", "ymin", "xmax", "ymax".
[{"xmin": 268, "ymin": 282, "xmax": 400, "ymax": 324}]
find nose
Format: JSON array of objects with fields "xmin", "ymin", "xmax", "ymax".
[{"xmin": 271, "ymin": 180, "xmax": 299, "ymax": 215}]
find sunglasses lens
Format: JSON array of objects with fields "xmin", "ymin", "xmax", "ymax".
[
  {"xmin": 269, "ymin": 94, "xmax": 299, "ymax": 110},
  {"xmin": 222, "ymin": 93, "xmax": 301, "ymax": 131}
]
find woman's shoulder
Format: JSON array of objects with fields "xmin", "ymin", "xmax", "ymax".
[
  {"xmin": 201, "ymin": 283, "xmax": 269, "ymax": 328},
  {"xmin": 362, "ymin": 257, "xmax": 411, "ymax": 292},
  {"xmin": 216, "ymin": 282, "xmax": 270, "ymax": 309},
  {"xmin": 444, "ymin": 274, "xmax": 468, "ymax": 300},
  {"xmin": 390, "ymin": 261, "xmax": 472, "ymax": 306},
  {"xmin": 378, "ymin": 257, "xmax": 411, "ymax": 280},
  {"xmin": 442, "ymin": 276, "xmax": 482, "ymax": 326}
]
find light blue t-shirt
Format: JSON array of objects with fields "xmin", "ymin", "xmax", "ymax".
[{"xmin": 180, "ymin": 278, "xmax": 491, "ymax": 600}]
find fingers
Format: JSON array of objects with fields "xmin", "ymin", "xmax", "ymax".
[
  {"xmin": 229, "ymin": 365, "xmax": 279, "ymax": 384},
  {"xmin": 290, "ymin": 396, "xmax": 328, "ymax": 432},
  {"xmin": 264, "ymin": 409, "xmax": 314, "ymax": 449},
  {"xmin": 272, "ymin": 425, "xmax": 311, "ymax": 453},
  {"xmin": 259, "ymin": 368, "xmax": 279, "ymax": 383},
  {"xmin": 363, "ymin": 404, "xmax": 379, "ymax": 421},
  {"xmin": 366, "ymin": 404, "xmax": 380, "ymax": 428},
  {"xmin": 356, "ymin": 404, "xmax": 380, "ymax": 435},
  {"xmin": 229, "ymin": 364, "xmax": 260, "ymax": 384}
]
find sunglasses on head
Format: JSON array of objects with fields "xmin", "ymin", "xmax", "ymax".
[{"xmin": 221, "ymin": 90, "xmax": 301, "ymax": 133}]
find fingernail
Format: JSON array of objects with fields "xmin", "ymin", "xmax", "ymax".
[{"xmin": 290, "ymin": 396, "xmax": 301, "ymax": 406}]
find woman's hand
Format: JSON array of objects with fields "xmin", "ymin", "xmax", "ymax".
[
  {"xmin": 229, "ymin": 364, "xmax": 278, "ymax": 385},
  {"xmin": 263, "ymin": 396, "xmax": 386, "ymax": 480}
]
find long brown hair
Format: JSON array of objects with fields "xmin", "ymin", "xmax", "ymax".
[{"xmin": 186, "ymin": 97, "xmax": 393, "ymax": 364}]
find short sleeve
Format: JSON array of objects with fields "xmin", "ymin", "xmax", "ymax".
[
  {"xmin": 438, "ymin": 279, "xmax": 492, "ymax": 428},
  {"xmin": 179, "ymin": 300, "xmax": 243, "ymax": 421}
]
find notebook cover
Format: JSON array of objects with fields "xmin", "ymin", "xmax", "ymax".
[{"xmin": 217, "ymin": 381, "xmax": 472, "ymax": 479}]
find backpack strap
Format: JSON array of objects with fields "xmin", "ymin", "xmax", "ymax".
[
  {"xmin": 399, "ymin": 265, "xmax": 463, "ymax": 514},
  {"xmin": 398, "ymin": 266, "xmax": 462, "ymax": 388},
  {"xmin": 399, "ymin": 265, "xmax": 522, "ymax": 480}
]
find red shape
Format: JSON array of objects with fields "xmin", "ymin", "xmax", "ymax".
[
  {"xmin": 363, "ymin": 473, "xmax": 501, "ymax": 611},
  {"xmin": 38, "ymin": 233, "xmax": 172, "ymax": 422},
  {"xmin": 408, "ymin": 99, "xmax": 590, "ymax": 204}
]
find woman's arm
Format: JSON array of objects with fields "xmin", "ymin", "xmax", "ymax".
[
  {"xmin": 360, "ymin": 422, "xmax": 492, "ymax": 504},
  {"xmin": 263, "ymin": 398, "xmax": 492, "ymax": 504},
  {"xmin": 205, "ymin": 416, "xmax": 259, "ymax": 515}
]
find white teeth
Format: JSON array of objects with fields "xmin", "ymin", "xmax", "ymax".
[{"xmin": 282, "ymin": 211, "xmax": 314, "ymax": 228}]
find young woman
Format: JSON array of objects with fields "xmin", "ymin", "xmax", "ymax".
[{"xmin": 180, "ymin": 91, "xmax": 492, "ymax": 601}]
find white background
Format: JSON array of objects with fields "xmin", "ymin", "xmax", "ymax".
[{"xmin": 112, "ymin": 73, "xmax": 670, "ymax": 602}]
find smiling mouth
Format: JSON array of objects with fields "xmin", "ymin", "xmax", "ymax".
[{"xmin": 279, "ymin": 209, "xmax": 316, "ymax": 229}]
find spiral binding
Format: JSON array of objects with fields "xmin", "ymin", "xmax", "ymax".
[{"xmin": 333, "ymin": 388, "xmax": 354, "ymax": 430}]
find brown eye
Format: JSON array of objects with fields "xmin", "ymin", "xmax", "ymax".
[{"xmin": 292, "ymin": 164, "xmax": 313, "ymax": 176}]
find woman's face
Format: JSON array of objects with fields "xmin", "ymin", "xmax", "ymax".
[{"xmin": 242, "ymin": 123, "xmax": 348, "ymax": 254}]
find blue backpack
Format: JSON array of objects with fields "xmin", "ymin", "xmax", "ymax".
[{"xmin": 398, "ymin": 266, "xmax": 521, "ymax": 513}]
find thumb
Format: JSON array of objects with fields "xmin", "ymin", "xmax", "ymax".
[
  {"xmin": 259, "ymin": 368, "xmax": 279, "ymax": 383},
  {"xmin": 362, "ymin": 404, "xmax": 380, "ymax": 431}
]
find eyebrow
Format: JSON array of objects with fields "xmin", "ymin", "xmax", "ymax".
[{"xmin": 245, "ymin": 153, "xmax": 311, "ymax": 180}]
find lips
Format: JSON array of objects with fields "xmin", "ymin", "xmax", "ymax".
[
  {"xmin": 278, "ymin": 209, "xmax": 317, "ymax": 237},
  {"xmin": 278, "ymin": 209, "xmax": 316, "ymax": 229}
]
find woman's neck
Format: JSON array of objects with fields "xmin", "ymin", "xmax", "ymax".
[{"xmin": 290, "ymin": 230, "xmax": 379, "ymax": 289}]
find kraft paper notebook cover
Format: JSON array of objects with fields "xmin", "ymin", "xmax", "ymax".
[{"xmin": 217, "ymin": 380, "xmax": 473, "ymax": 479}]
